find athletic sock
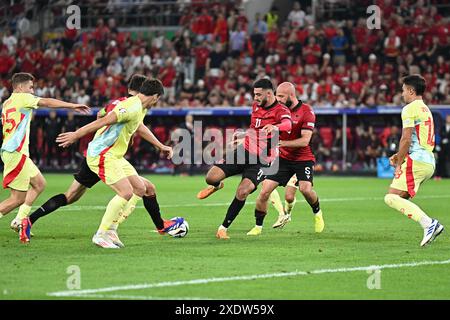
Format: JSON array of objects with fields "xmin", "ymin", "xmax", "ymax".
[
  {"xmin": 222, "ymin": 197, "xmax": 246, "ymax": 228},
  {"xmin": 29, "ymin": 194, "xmax": 68, "ymax": 224},
  {"xmin": 117, "ymin": 194, "xmax": 141, "ymax": 225},
  {"xmin": 0, "ymin": 212, "xmax": 4, "ymax": 218},
  {"xmin": 269, "ymin": 189, "xmax": 284, "ymax": 215},
  {"xmin": 384, "ymin": 194, "xmax": 432, "ymax": 229},
  {"xmin": 16, "ymin": 204, "xmax": 32, "ymax": 220},
  {"xmin": 255, "ymin": 209, "xmax": 267, "ymax": 226},
  {"xmin": 310, "ymin": 198, "xmax": 320, "ymax": 214},
  {"xmin": 99, "ymin": 196, "xmax": 128, "ymax": 231},
  {"xmin": 285, "ymin": 198, "xmax": 297, "ymax": 215},
  {"xmin": 143, "ymin": 195, "xmax": 164, "ymax": 230}
]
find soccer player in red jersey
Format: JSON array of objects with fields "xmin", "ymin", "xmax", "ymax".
[
  {"xmin": 248, "ymin": 82, "xmax": 325, "ymax": 235},
  {"xmin": 196, "ymin": 78, "xmax": 292, "ymax": 239},
  {"xmin": 18, "ymin": 75, "xmax": 175, "ymax": 245}
]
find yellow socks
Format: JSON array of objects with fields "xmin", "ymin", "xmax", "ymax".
[
  {"xmin": 16, "ymin": 204, "xmax": 31, "ymax": 220},
  {"xmin": 269, "ymin": 189, "xmax": 284, "ymax": 215},
  {"xmin": 285, "ymin": 198, "xmax": 297, "ymax": 215},
  {"xmin": 384, "ymin": 194, "xmax": 432, "ymax": 228},
  {"xmin": 99, "ymin": 196, "xmax": 128, "ymax": 231},
  {"xmin": 117, "ymin": 194, "xmax": 141, "ymax": 225}
]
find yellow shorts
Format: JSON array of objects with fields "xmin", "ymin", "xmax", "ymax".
[
  {"xmin": 286, "ymin": 174, "xmax": 298, "ymax": 188},
  {"xmin": 1, "ymin": 151, "xmax": 40, "ymax": 191},
  {"xmin": 390, "ymin": 155, "xmax": 434, "ymax": 198},
  {"xmin": 87, "ymin": 155, "xmax": 138, "ymax": 185}
]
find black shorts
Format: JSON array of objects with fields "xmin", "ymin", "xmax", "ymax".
[
  {"xmin": 215, "ymin": 148, "xmax": 267, "ymax": 188},
  {"xmin": 73, "ymin": 158, "xmax": 101, "ymax": 188},
  {"xmin": 266, "ymin": 158, "xmax": 314, "ymax": 187}
]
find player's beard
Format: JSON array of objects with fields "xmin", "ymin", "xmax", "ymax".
[
  {"xmin": 285, "ymin": 97, "xmax": 293, "ymax": 108},
  {"xmin": 259, "ymin": 97, "xmax": 268, "ymax": 108}
]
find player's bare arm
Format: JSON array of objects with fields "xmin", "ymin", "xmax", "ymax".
[
  {"xmin": 393, "ymin": 127, "xmax": 413, "ymax": 172},
  {"xmin": 56, "ymin": 111, "xmax": 118, "ymax": 148},
  {"xmin": 262, "ymin": 118, "xmax": 292, "ymax": 134},
  {"xmin": 136, "ymin": 123, "xmax": 173, "ymax": 159},
  {"xmin": 38, "ymin": 98, "xmax": 90, "ymax": 114},
  {"xmin": 279, "ymin": 129, "xmax": 313, "ymax": 148}
]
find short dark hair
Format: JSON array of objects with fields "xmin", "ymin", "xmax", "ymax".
[
  {"xmin": 11, "ymin": 73, "xmax": 35, "ymax": 89},
  {"xmin": 403, "ymin": 74, "xmax": 426, "ymax": 96},
  {"xmin": 253, "ymin": 78, "xmax": 274, "ymax": 91},
  {"xmin": 140, "ymin": 78, "xmax": 164, "ymax": 97},
  {"xmin": 128, "ymin": 74, "xmax": 147, "ymax": 92}
]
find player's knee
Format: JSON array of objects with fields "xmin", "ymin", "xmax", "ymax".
[
  {"xmin": 35, "ymin": 177, "xmax": 47, "ymax": 193},
  {"xmin": 259, "ymin": 189, "xmax": 272, "ymax": 202},
  {"xmin": 384, "ymin": 193, "xmax": 398, "ymax": 207},
  {"xmin": 145, "ymin": 181, "xmax": 156, "ymax": 197},
  {"xmin": 285, "ymin": 194, "xmax": 296, "ymax": 203},
  {"xmin": 121, "ymin": 191, "xmax": 134, "ymax": 201},
  {"xmin": 133, "ymin": 183, "xmax": 146, "ymax": 197},
  {"xmin": 205, "ymin": 174, "xmax": 218, "ymax": 186},
  {"xmin": 298, "ymin": 183, "xmax": 311, "ymax": 195},
  {"xmin": 236, "ymin": 187, "xmax": 251, "ymax": 200}
]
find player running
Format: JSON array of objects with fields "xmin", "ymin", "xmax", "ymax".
[
  {"xmin": 0, "ymin": 73, "xmax": 90, "ymax": 243},
  {"xmin": 56, "ymin": 78, "xmax": 166, "ymax": 248},
  {"xmin": 196, "ymin": 78, "xmax": 292, "ymax": 239},
  {"xmin": 247, "ymin": 82, "xmax": 324, "ymax": 235},
  {"xmin": 15, "ymin": 75, "xmax": 175, "ymax": 246},
  {"xmin": 384, "ymin": 74, "xmax": 444, "ymax": 247}
]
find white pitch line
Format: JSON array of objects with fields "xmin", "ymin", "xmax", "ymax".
[
  {"xmin": 48, "ymin": 194, "xmax": 450, "ymax": 212},
  {"xmin": 47, "ymin": 258, "xmax": 450, "ymax": 298},
  {"xmin": 64, "ymin": 294, "xmax": 214, "ymax": 300}
]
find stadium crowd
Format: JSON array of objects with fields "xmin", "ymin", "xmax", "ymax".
[{"xmin": 1, "ymin": 0, "xmax": 450, "ymax": 175}]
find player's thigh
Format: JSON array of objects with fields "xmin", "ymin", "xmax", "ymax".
[
  {"xmin": 87, "ymin": 156, "xmax": 127, "ymax": 186},
  {"xmin": 29, "ymin": 170, "xmax": 46, "ymax": 192},
  {"xmin": 127, "ymin": 175, "xmax": 146, "ymax": 197},
  {"xmin": 264, "ymin": 159, "xmax": 294, "ymax": 187},
  {"xmin": 258, "ymin": 179, "xmax": 280, "ymax": 200},
  {"xmin": 390, "ymin": 158, "xmax": 433, "ymax": 198},
  {"xmin": 109, "ymin": 177, "xmax": 134, "ymax": 200},
  {"xmin": 73, "ymin": 158, "xmax": 101, "ymax": 189},
  {"xmin": 1, "ymin": 152, "xmax": 39, "ymax": 192},
  {"xmin": 294, "ymin": 161, "xmax": 315, "ymax": 186}
]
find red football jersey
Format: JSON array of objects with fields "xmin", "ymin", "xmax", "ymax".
[
  {"xmin": 280, "ymin": 102, "xmax": 316, "ymax": 162},
  {"xmin": 244, "ymin": 101, "xmax": 291, "ymax": 160}
]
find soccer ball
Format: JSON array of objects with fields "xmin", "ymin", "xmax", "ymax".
[{"xmin": 167, "ymin": 217, "xmax": 189, "ymax": 238}]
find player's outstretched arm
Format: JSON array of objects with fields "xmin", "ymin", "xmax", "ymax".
[
  {"xmin": 56, "ymin": 111, "xmax": 118, "ymax": 148},
  {"xmin": 279, "ymin": 129, "xmax": 313, "ymax": 148},
  {"xmin": 136, "ymin": 123, "xmax": 173, "ymax": 159},
  {"xmin": 38, "ymin": 98, "xmax": 90, "ymax": 114}
]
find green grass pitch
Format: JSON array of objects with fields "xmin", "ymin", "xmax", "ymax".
[{"xmin": 0, "ymin": 174, "xmax": 449, "ymax": 300}]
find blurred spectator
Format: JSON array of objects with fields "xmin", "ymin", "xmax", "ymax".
[{"xmin": 288, "ymin": 2, "xmax": 306, "ymax": 28}]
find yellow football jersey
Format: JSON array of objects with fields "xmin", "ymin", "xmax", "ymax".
[
  {"xmin": 401, "ymin": 99, "xmax": 435, "ymax": 166},
  {"xmin": 1, "ymin": 93, "xmax": 41, "ymax": 157},
  {"xmin": 87, "ymin": 96, "xmax": 146, "ymax": 159}
]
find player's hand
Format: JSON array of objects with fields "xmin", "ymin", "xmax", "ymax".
[
  {"xmin": 262, "ymin": 124, "xmax": 278, "ymax": 134},
  {"xmin": 72, "ymin": 104, "xmax": 91, "ymax": 114},
  {"xmin": 159, "ymin": 145, "xmax": 173, "ymax": 159},
  {"xmin": 389, "ymin": 154, "xmax": 398, "ymax": 167},
  {"xmin": 56, "ymin": 131, "xmax": 79, "ymax": 148}
]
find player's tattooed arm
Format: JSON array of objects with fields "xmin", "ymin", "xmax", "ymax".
[
  {"xmin": 393, "ymin": 127, "xmax": 413, "ymax": 172},
  {"xmin": 136, "ymin": 123, "xmax": 173, "ymax": 159},
  {"xmin": 56, "ymin": 111, "xmax": 118, "ymax": 148},
  {"xmin": 279, "ymin": 129, "xmax": 313, "ymax": 148}
]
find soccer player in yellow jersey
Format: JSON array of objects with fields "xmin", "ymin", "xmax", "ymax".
[
  {"xmin": 57, "ymin": 79, "xmax": 165, "ymax": 248},
  {"xmin": 384, "ymin": 75, "xmax": 444, "ymax": 247},
  {"xmin": 0, "ymin": 73, "xmax": 90, "ymax": 243}
]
